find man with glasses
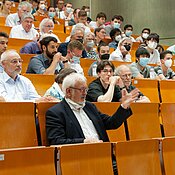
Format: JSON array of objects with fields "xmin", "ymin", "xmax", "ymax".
[
  {"xmin": 46, "ymin": 72, "xmax": 139, "ymax": 175},
  {"xmin": 115, "ymin": 64, "xmax": 150, "ymax": 102},
  {"xmin": 86, "ymin": 60, "xmax": 125, "ymax": 102},
  {"xmin": 0, "ymin": 49, "xmax": 54, "ymax": 102}
]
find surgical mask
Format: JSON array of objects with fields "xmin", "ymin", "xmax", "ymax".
[
  {"xmin": 48, "ymin": 12, "xmax": 55, "ymax": 18},
  {"xmin": 101, "ymin": 53, "xmax": 110, "ymax": 60},
  {"xmin": 76, "ymin": 38, "xmax": 83, "ymax": 43},
  {"xmin": 113, "ymin": 22, "xmax": 120, "ymax": 29},
  {"xmin": 164, "ymin": 59, "xmax": 172, "ymax": 68},
  {"xmin": 142, "ymin": 33, "xmax": 149, "ymax": 39},
  {"xmin": 124, "ymin": 44, "xmax": 131, "ymax": 51},
  {"xmin": 115, "ymin": 35, "xmax": 121, "ymax": 42},
  {"xmin": 66, "ymin": 7, "xmax": 72, "ymax": 13},
  {"xmin": 86, "ymin": 40, "xmax": 94, "ymax": 48},
  {"xmin": 71, "ymin": 56, "xmax": 80, "ymax": 64},
  {"xmin": 125, "ymin": 30, "xmax": 132, "ymax": 37},
  {"xmin": 139, "ymin": 57, "xmax": 149, "ymax": 67},
  {"xmin": 40, "ymin": 4, "xmax": 46, "ymax": 10},
  {"xmin": 148, "ymin": 41, "xmax": 157, "ymax": 49}
]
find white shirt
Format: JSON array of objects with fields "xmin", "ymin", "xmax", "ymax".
[
  {"xmin": 109, "ymin": 47, "xmax": 132, "ymax": 62},
  {"xmin": 66, "ymin": 98, "xmax": 99, "ymax": 140},
  {"xmin": 68, "ymin": 62, "xmax": 84, "ymax": 75},
  {"xmin": 0, "ymin": 71, "xmax": 40, "ymax": 102},
  {"xmin": 9, "ymin": 24, "xmax": 39, "ymax": 40},
  {"xmin": 167, "ymin": 45, "xmax": 175, "ymax": 54},
  {"xmin": 89, "ymin": 21, "xmax": 105, "ymax": 29},
  {"xmin": 5, "ymin": 13, "xmax": 20, "ymax": 27},
  {"xmin": 148, "ymin": 49, "xmax": 160, "ymax": 64}
]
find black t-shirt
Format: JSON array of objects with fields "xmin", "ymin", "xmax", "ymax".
[{"xmin": 86, "ymin": 78, "xmax": 121, "ymax": 102}]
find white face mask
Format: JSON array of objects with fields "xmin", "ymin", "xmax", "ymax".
[
  {"xmin": 115, "ymin": 35, "xmax": 121, "ymax": 42},
  {"xmin": 142, "ymin": 33, "xmax": 149, "ymax": 39},
  {"xmin": 66, "ymin": 7, "xmax": 72, "ymax": 13},
  {"xmin": 113, "ymin": 22, "xmax": 120, "ymax": 29},
  {"xmin": 148, "ymin": 41, "xmax": 157, "ymax": 49},
  {"xmin": 40, "ymin": 4, "xmax": 45, "ymax": 10},
  {"xmin": 86, "ymin": 40, "xmax": 94, "ymax": 48},
  {"xmin": 164, "ymin": 59, "xmax": 172, "ymax": 68}
]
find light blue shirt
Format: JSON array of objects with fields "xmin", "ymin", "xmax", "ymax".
[{"xmin": 0, "ymin": 71, "xmax": 40, "ymax": 101}]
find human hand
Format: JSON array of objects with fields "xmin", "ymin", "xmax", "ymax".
[
  {"xmin": 109, "ymin": 76, "xmax": 120, "ymax": 86},
  {"xmin": 53, "ymin": 52, "xmax": 62, "ymax": 63},
  {"xmin": 84, "ymin": 138, "xmax": 103, "ymax": 143}
]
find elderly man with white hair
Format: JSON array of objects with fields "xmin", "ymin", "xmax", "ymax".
[
  {"xmin": 0, "ymin": 49, "xmax": 54, "ymax": 102},
  {"xmin": 5, "ymin": 1, "xmax": 32, "ymax": 27},
  {"xmin": 109, "ymin": 37, "xmax": 133, "ymax": 62},
  {"xmin": 46, "ymin": 72, "xmax": 139, "ymax": 175},
  {"xmin": 9, "ymin": 13, "xmax": 39, "ymax": 40}
]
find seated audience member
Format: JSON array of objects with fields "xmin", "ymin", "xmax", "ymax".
[
  {"xmin": 86, "ymin": 60, "xmax": 124, "ymax": 102},
  {"xmin": 55, "ymin": 0, "xmax": 64, "ymax": 15},
  {"xmin": 59, "ymin": 2, "xmax": 73, "ymax": 20},
  {"xmin": 0, "ymin": 32, "xmax": 8, "ymax": 72},
  {"xmin": 89, "ymin": 12, "xmax": 106, "ymax": 29},
  {"xmin": 94, "ymin": 27, "xmax": 106, "ymax": 46},
  {"xmin": 115, "ymin": 64, "xmax": 150, "ymax": 102},
  {"xmin": 136, "ymin": 28, "xmax": 151, "ymax": 45},
  {"xmin": 109, "ymin": 37, "xmax": 132, "ymax": 62},
  {"xmin": 26, "ymin": 36, "xmax": 64, "ymax": 74},
  {"xmin": 154, "ymin": 50, "xmax": 175, "ymax": 80},
  {"xmin": 68, "ymin": 8, "xmax": 80, "ymax": 26},
  {"xmin": 156, "ymin": 44, "xmax": 164, "ymax": 54},
  {"xmin": 47, "ymin": 6, "xmax": 60, "ymax": 24},
  {"xmin": 31, "ymin": 0, "xmax": 38, "ymax": 14},
  {"xmin": 145, "ymin": 33, "xmax": 160, "ymax": 65},
  {"xmin": 105, "ymin": 15, "xmax": 124, "ymax": 36},
  {"xmin": 9, "ymin": 13, "xmax": 39, "ymax": 40},
  {"xmin": 84, "ymin": 32, "xmax": 98, "ymax": 59},
  {"xmin": 88, "ymin": 42, "xmax": 110, "ymax": 76},
  {"xmin": 109, "ymin": 28, "xmax": 122, "ymax": 49},
  {"xmin": 44, "ymin": 68, "xmax": 76, "ymax": 100},
  {"xmin": 20, "ymin": 33, "xmax": 58, "ymax": 54},
  {"xmin": 5, "ymin": 1, "xmax": 32, "ymax": 27},
  {"xmin": 77, "ymin": 10, "xmax": 90, "ymax": 28},
  {"xmin": 58, "ymin": 26, "xmax": 87, "ymax": 57},
  {"xmin": 123, "ymin": 24, "xmax": 136, "ymax": 42},
  {"xmin": 63, "ymin": 40, "xmax": 84, "ymax": 74},
  {"xmin": 0, "ymin": 0, "xmax": 12, "ymax": 18},
  {"xmin": 167, "ymin": 43, "xmax": 175, "ymax": 55},
  {"xmin": 130, "ymin": 47, "xmax": 151, "ymax": 78},
  {"xmin": 46, "ymin": 72, "xmax": 139, "ymax": 175},
  {"xmin": 0, "ymin": 50, "xmax": 54, "ymax": 102},
  {"xmin": 33, "ymin": 0, "xmax": 48, "ymax": 19},
  {"xmin": 81, "ymin": 5, "xmax": 92, "ymax": 24}
]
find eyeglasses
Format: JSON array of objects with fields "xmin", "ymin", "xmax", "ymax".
[
  {"xmin": 9, "ymin": 59, "xmax": 23, "ymax": 64},
  {"xmin": 102, "ymin": 69, "xmax": 114, "ymax": 74},
  {"xmin": 45, "ymin": 25, "xmax": 54, "ymax": 28},
  {"xmin": 121, "ymin": 74, "xmax": 132, "ymax": 78},
  {"xmin": 70, "ymin": 87, "xmax": 89, "ymax": 93}
]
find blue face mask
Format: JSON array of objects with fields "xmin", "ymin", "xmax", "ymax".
[
  {"xmin": 71, "ymin": 56, "xmax": 80, "ymax": 64},
  {"xmin": 113, "ymin": 22, "xmax": 120, "ymax": 29},
  {"xmin": 48, "ymin": 12, "xmax": 55, "ymax": 18},
  {"xmin": 139, "ymin": 57, "xmax": 149, "ymax": 67},
  {"xmin": 125, "ymin": 30, "xmax": 132, "ymax": 37}
]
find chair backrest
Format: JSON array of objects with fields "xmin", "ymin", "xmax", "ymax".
[
  {"xmin": 8, "ymin": 38, "xmax": 31, "ymax": 53},
  {"xmin": 37, "ymin": 102, "xmax": 57, "ymax": 146},
  {"xmin": 23, "ymin": 74, "xmax": 55, "ymax": 96},
  {"xmin": 127, "ymin": 103, "xmax": 162, "ymax": 140},
  {"xmin": 0, "ymin": 25, "xmax": 12, "ymax": 35},
  {"xmin": 93, "ymin": 102, "xmax": 126, "ymax": 142},
  {"xmin": 20, "ymin": 54, "xmax": 36, "ymax": 73},
  {"xmin": 57, "ymin": 143, "xmax": 114, "ymax": 175},
  {"xmin": 53, "ymin": 31, "xmax": 69, "ymax": 43},
  {"xmin": 112, "ymin": 60, "xmax": 132, "ymax": 68},
  {"xmin": 0, "ymin": 16, "xmax": 6, "ymax": 26},
  {"xmin": 0, "ymin": 147, "xmax": 56, "ymax": 175},
  {"xmin": 0, "ymin": 102, "xmax": 37, "ymax": 149},
  {"xmin": 53, "ymin": 24, "xmax": 64, "ymax": 33},
  {"xmin": 132, "ymin": 79, "xmax": 160, "ymax": 103},
  {"xmin": 159, "ymin": 80, "xmax": 175, "ymax": 103},
  {"xmin": 131, "ymin": 42, "xmax": 140, "ymax": 50},
  {"xmin": 162, "ymin": 137, "xmax": 175, "ymax": 175},
  {"xmin": 115, "ymin": 139, "xmax": 162, "ymax": 175},
  {"xmin": 80, "ymin": 58, "xmax": 95, "ymax": 76},
  {"xmin": 160, "ymin": 103, "xmax": 175, "ymax": 137}
]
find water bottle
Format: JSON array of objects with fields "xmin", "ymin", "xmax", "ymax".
[
  {"xmin": 92, "ymin": 63, "xmax": 97, "ymax": 77},
  {"xmin": 150, "ymin": 68, "xmax": 156, "ymax": 79}
]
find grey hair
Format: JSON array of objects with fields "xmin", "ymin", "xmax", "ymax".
[
  {"xmin": 84, "ymin": 32, "xmax": 95, "ymax": 41},
  {"xmin": 62, "ymin": 73, "xmax": 87, "ymax": 94},
  {"xmin": 118, "ymin": 37, "xmax": 132, "ymax": 46},
  {"xmin": 70, "ymin": 26, "xmax": 85, "ymax": 36},
  {"xmin": 18, "ymin": 1, "xmax": 32, "ymax": 11},
  {"xmin": 21, "ymin": 13, "xmax": 34, "ymax": 22},
  {"xmin": 39, "ymin": 18, "xmax": 54, "ymax": 34},
  {"xmin": 115, "ymin": 64, "xmax": 131, "ymax": 76},
  {"xmin": 1, "ymin": 49, "xmax": 20, "ymax": 62}
]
